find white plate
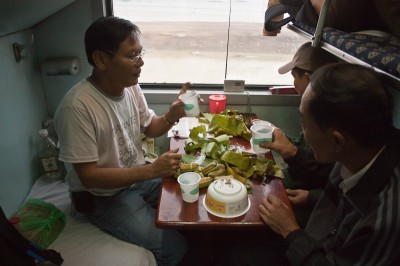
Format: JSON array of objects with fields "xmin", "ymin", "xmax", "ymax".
[{"xmin": 202, "ymin": 197, "xmax": 251, "ymax": 218}]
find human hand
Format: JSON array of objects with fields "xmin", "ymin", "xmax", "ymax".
[
  {"xmin": 259, "ymin": 194, "xmax": 300, "ymax": 238},
  {"xmin": 177, "ymin": 81, "xmax": 204, "ymax": 103},
  {"xmin": 151, "ymin": 148, "xmax": 182, "ymax": 177},
  {"xmin": 310, "ymin": 0, "xmax": 323, "ymax": 14},
  {"xmin": 177, "ymin": 82, "xmax": 193, "ymax": 97},
  {"xmin": 259, "ymin": 127, "xmax": 297, "ymax": 160},
  {"xmin": 286, "ymin": 189, "xmax": 309, "ymax": 206},
  {"xmin": 263, "ymin": 27, "xmax": 281, "ymax": 36},
  {"xmin": 177, "ymin": 82, "xmax": 204, "ymax": 104}
]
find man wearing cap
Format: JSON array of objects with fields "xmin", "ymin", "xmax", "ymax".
[
  {"xmin": 260, "ymin": 42, "xmax": 336, "ymax": 226},
  {"xmin": 278, "ymin": 41, "xmax": 337, "ymax": 94}
]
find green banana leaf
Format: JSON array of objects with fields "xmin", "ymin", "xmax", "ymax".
[
  {"xmin": 201, "ymin": 112, "xmax": 214, "ymax": 123},
  {"xmin": 220, "ymin": 150, "xmax": 251, "ymax": 171},
  {"xmin": 204, "ymin": 142, "xmax": 221, "ymax": 159},
  {"xmin": 245, "ymin": 159, "xmax": 275, "ymax": 178},
  {"xmin": 189, "ymin": 125, "xmax": 207, "ymax": 143},
  {"xmin": 207, "ymin": 110, "xmax": 251, "ymax": 140},
  {"xmin": 212, "ymin": 134, "xmax": 230, "ymax": 146},
  {"xmin": 181, "ymin": 154, "xmax": 215, "ymax": 166},
  {"xmin": 181, "ymin": 120, "xmax": 281, "ymax": 183}
]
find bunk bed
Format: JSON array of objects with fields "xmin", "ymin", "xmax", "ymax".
[
  {"xmin": 265, "ymin": 0, "xmax": 400, "ymax": 82},
  {"xmin": 288, "ymin": 22, "xmax": 400, "ymax": 81}
]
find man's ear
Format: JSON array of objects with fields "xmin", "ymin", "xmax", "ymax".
[
  {"xmin": 92, "ymin": 51, "xmax": 108, "ymax": 71},
  {"xmin": 332, "ymin": 130, "xmax": 345, "ymax": 153},
  {"xmin": 304, "ymin": 72, "xmax": 311, "ymax": 81}
]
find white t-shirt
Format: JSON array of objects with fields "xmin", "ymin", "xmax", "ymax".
[{"xmin": 54, "ymin": 78, "xmax": 155, "ymax": 195}]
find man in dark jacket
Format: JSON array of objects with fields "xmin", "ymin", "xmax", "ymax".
[
  {"xmin": 261, "ymin": 42, "xmax": 336, "ymax": 226},
  {"xmin": 213, "ymin": 63, "xmax": 400, "ymax": 265}
]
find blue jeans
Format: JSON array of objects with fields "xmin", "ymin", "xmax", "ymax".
[{"xmin": 87, "ymin": 178, "xmax": 187, "ymax": 266}]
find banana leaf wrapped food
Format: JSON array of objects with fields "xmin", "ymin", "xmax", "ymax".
[
  {"xmin": 184, "ymin": 129, "xmax": 230, "ymax": 160},
  {"xmin": 178, "ymin": 113, "xmax": 281, "ymax": 189},
  {"xmin": 207, "ymin": 110, "xmax": 252, "ymax": 141}
]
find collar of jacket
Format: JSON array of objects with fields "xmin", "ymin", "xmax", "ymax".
[{"xmin": 329, "ymin": 128, "xmax": 400, "ymax": 215}]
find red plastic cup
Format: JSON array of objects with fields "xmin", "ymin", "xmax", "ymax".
[{"xmin": 209, "ymin": 94, "xmax": 226, "ymax": 114}]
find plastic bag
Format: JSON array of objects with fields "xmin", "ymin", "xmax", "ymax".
[{"xmin": 10, "ymin": 198, "xmax": 66, "ymax": 249}]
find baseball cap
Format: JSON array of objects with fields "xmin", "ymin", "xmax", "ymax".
[{"xmin": 278, "ymin": 42, "xmax": 337, "ymax": 74}]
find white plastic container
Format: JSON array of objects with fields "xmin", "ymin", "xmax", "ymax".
[
  {"xmin": 204, "ymin": 178, "xmax": 250, "ymax": 218},
  {"xmin": 178, "ymin": 90, "xmax": 200, "ymax": 117}
]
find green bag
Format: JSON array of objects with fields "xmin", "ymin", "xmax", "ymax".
[{"xmin": 11, "ymin": 198, "xmax": 66, "ymax": 249}]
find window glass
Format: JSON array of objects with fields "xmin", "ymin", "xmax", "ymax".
[{"xmin": 113, "ymin": 0, "xmax": 305, "ymax": 86}]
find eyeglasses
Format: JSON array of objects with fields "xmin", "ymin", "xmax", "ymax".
[
  {"xmin": 126, "ymin": 49, "xmax": 146, "ymax": 64},
  {"xmin": 105, "ymin": 49, "xmax": 146, "ymax": 64}
]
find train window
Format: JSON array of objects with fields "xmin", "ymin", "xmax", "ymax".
[{"xmin": 113, "ymin": 0, "xmax": 305, "ymax": 86}]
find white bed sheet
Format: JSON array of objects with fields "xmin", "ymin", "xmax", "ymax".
[{"xmin": 27, "ymin": 177, "xmax": 157, "ymax": 266}]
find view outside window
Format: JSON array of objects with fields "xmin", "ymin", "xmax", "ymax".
[{"xmin": 113, "ymin": 0, "xmax": 305, "ymax": 86}]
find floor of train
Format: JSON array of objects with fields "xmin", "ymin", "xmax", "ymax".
[{"xmin": 178, "ymin": 227, "xmax": 282, "ymax": 266}]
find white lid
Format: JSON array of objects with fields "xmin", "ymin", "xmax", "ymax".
[{"xmin": 213, "ymin": 178, "xmax": 242, "ymax": 196}]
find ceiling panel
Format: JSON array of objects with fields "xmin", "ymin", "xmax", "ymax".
[{"xmin": 0, "ymin": 0, "xmax": 76, "ymax": 36}]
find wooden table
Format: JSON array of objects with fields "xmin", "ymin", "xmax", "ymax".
[{"xmin": 156, "ymin": 136, "xmax": 291, "ymax": 229}]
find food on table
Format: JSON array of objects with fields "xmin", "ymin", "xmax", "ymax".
[
  {"xmin": 199, "ymin": 176, "xmax": 213, "ymax": 189},
  {"xmin": 176, "ymin": 122, "xmax": 282, "ymax": 190},
  {"xmin": 204, "ymin": 110, "xmax": 252, "ymax": 141}
]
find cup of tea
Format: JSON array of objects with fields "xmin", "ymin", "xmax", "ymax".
[
  {"xmin": 251, "ymin": 119, "xmax": 272, "ymax": 127},
  {"xmin": 250, "ymin": 124, "xmax": 274, "ymax": 154},
  {"xmin": 178, "ymin": 90, "xmax": 200, "ymax": 117},
  {"xmin": 177, "ymin": 172, "xmax": 201, "ymax": 203}
]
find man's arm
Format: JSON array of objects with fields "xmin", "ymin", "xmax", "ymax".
[
  {"xmin": 144, "ymin": 112, "xmax": 180, "ymax": 138},
  {"xmin": 310, "ymin": 0, "xmax": 323, "ymax": 14},
  {"xmin": 260, "ymin": 128, "xmax": 333, "ymax": 189},
  {"xmin": 73, "ymin": 148, "xmax": 181, "ymax": 189},
  {"xmin": 259, "ymin": 194, "xmax": 330, "ymax": 266},
  {"xmin": 144, "ymin": 82, "xmax": 192, "ymax": 138},
  {"xmin": 285, "ymin": 147, "xmax": 333, "ymax": 188}
]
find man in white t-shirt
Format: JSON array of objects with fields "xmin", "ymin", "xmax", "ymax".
[{"xmin": 54, "ymin": 16, "xmax": 189, "ymax": 266}]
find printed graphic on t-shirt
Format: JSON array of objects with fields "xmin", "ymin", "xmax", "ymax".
[
  {"xmin": 112, "ymin": 115, "xmax": 138, "ymax": 168},
  {"xmin": 119, "ymin": 140, "xmax": 136, "ymax": 167}
]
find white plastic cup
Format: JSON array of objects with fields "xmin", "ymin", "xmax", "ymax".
[
  {"xmin": 178, "ymin": 90, "xmax": 200, "ymax": 117},
  {"xmin": 177, "ymin": 172, "xmax": 201, "ymax": 203},
  {"xmin": 251, "ymin": 119, "xmax": 272, "ymax": 127},
  {"xmin": 250, "ymin": 124, "xmax": 274, "ymax": 154}
]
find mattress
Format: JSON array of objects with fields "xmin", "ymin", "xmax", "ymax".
[
  {"xmin": 292, "ymin": 21, "xmax": 400, "ymax": 80},
  {"xmin": 26, "ymin": 177, "xmax": 157, "ymax": 266}
]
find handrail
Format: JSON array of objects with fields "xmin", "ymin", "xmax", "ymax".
[{"xmin": 312, "ymin": 0, "xmax": 331, "ymax": 47}]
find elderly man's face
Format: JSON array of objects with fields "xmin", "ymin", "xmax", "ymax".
[
  {"xmin": 103, "ymin": 33, "xmax": 144, "ymax": 88},
  {"xmin": 300, "ymin": 84, "xmax": 337, "ymax": 163}
]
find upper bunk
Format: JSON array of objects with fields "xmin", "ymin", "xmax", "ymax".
[{"xmin": 265, "ymin": 0, "xmax": 400, "ymax": 82}]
